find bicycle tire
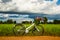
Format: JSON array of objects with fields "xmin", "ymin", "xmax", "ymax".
[
  {"xmin": 32, "ymin": 25, "xmax": 44, "ymax": 36},
  {"xmin": 13, "ymin": 23, "xmax": 26, "ymax": 36}
]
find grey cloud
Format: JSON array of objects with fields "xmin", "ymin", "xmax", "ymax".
[
  {"xmin": 0, "ymin": 0, "xmax": 59, "ymax": 14},
  {"xmin": 1, "ymin": 0, "xmax": 12, "ymax": 3}
]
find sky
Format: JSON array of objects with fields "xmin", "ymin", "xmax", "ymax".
[
  {"xmin": 0, "ymin": 13, "xmax": 34, "ymax": 23},
  {"xmin": 0, "ymin": 0, "xmax": 60, "ymax": 14},
  {"xmin": 57, "ymin": 0, "xmax": 60, "ymax": 5}
]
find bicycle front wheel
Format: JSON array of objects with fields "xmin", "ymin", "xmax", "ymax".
[{"xmin": 13, "ymin": 24, "xmax": 26, "ymax": 36}]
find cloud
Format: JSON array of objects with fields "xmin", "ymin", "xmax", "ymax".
[
  {"xmin": 0, "ymin": 13, "xmax": 29, "ymax": 18},
  {"xmin": 0, "ymin": 13, "xmax": 33, "ymax": 23},
  {"xmin": 0, "ymin": 0, "xmax": 59, "ymax": 14},
  {"xmin": 1, "ymin": 0, "xmax": 12, "ymax": 3},
  {"xmin": 0, "ymin": 14, "xmax": 9, "ymax": 17}
]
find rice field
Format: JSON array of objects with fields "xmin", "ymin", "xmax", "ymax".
[{"xmin": 0, "ymin": 24, "xmax": 60, "ymax": 36}]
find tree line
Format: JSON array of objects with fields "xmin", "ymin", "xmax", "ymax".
[
  {"xmin": 0, "ymin": 19, "xmax": 16, "ymax": 24},
  {"xmin": 42, "ymin": 17, "xmax": 60, "ymax": 24},
  {"xmin": 0, "ymin": 17, "xmax": 60, "ymax": 24},
  {"xmin": 43, "ymin": 20, "xmax": 60, "ymax": 24}
]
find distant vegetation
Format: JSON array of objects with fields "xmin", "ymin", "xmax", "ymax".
[
  {"xmin": 0, "ymin": 17, "xmax": 60, "ymax": 36},
  {"xmin": 0, "ymin": 19, "xmax": 16, "ymax": 24},
  {"xmin": 0, "ymin": 17, "xmax": 60, "ymax": 24},
  {"xmin": 47, "ymin": 20, "xmax": 60, "ymax": 24}
]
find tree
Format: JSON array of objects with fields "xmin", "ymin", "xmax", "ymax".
[
  {"xmin": 0, "ymin": 21, "xmax": 3, "ymax": 24},
  {"xmin": 13, "ymin": 21, "xmax": 16, "ymax": 24},
  {"xmin": 53, "ymin": 20, "xmax": 60, "ymax": 24},
  {"xmin": 22, "ymin": 21, "xmax": 30, "ymax": 24},
  {"xmin": 3, "ymin": 21, "xmax": 7, "ymax": 24},
  {"xmin": 7, "ymin": 19, "xmax": 13, "ymax": 24},
  {"xmin": 43, "ymin": 17, "xmax": 48, "ymax": 24}
]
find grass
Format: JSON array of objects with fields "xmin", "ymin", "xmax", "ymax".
[
  {"xmin": 0, "ymin": 24, "xmax": 14, "ymax": 36},
  {"xmin": 0, "ymin": 24, "xmax": 60, "ymax": 36},
  {"xmin": 44, "ymin": 24, "xmax": 60, "ymax": 36}
]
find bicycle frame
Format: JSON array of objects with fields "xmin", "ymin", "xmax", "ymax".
[{"xmin": 25, "ymin": 23, "xmax": 40, "ymax": 33}]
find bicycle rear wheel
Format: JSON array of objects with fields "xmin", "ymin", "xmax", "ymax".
[
  {"xmin": 32, "ymin": 25, "xmax": 44, "ymax": 36},
  {"xmin": 13, "ymin": 24, "xmax": 26, "ymax": 36}
]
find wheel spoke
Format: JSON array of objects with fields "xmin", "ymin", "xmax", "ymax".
[{"xmin": 13, "ymin": 24, "xmax": 25, "ymax": 36}]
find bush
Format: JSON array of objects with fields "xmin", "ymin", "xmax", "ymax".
[
  {"xmin": 0, "ymin": 21, "xmax": 3, "ymax": 24},
  {"xmin": 53, "ymin": 20, "xmax": 60, "ymax": 24},
  {"xmin": 22, "ymin": 21, "xmax": 32, "ymax": 24}
]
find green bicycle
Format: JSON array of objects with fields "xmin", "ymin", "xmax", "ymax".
[{"xmin": 13, "ymin": 17, "xmax": 44, "ymax": 36}]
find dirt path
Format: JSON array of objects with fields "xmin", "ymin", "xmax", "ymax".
[{"xmin": 0, "ymin": 36, "xmax": 60, "ymax": 40}]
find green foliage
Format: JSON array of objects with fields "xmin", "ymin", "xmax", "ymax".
[
  {"xmin": 0, "ymin": 24, "xmax": 60, "ymax": 36},
  {"xmin": 44, "ymin": 24, "xmax": 60, "ymax": 36},
  {"xmin": 0, "ymin": 24, "xmax": 14, "ymax": 36},
  {"xmin": 22, "ymin": 21, "xmax": 32, "ymax": 24},
  {"xmin": 0, "ymin": 21, "xmax": 3, "ymax": 24},
  {"xmin": 43, "ymin": 17, "xmax": 48, "ymax": 24},
  {"xmin": 7, "ymin": 19, "xmax": 13, "ymax": 24},
  {"xmin": 53, "ymin": 20, "xmax": 60, "ymax": 24},
  {"xmin": 13, "ymin": 21, "xmax": 16, "ymax": 24},
  {"xmin": 0, "ymin": 19, "xmax": 16, "ymax": 24}
]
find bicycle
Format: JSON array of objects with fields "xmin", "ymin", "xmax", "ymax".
[{"xmin": 13, "ymin": 23, "xmax": 44, "ymax": 36}]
